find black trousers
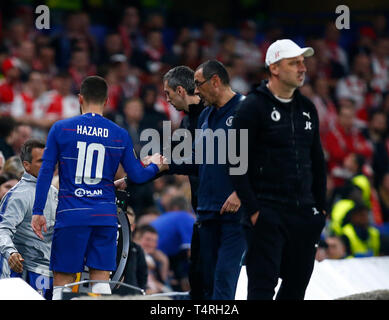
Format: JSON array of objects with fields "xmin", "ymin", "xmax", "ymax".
[{"xmin": 244, "ymin": 203, "xmax": 326, "ymax": 300}]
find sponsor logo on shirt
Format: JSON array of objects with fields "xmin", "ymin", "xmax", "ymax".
[{"xmin": 74, "ymin": 188, "xmax": 103, "ymax": 197}]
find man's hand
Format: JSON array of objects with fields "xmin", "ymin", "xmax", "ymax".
[
  {"xmin": 250, "ymin": 211, "xmax": 260, "ymax": 226},
  {"xmin": 141, "ymin": 155, "xmax": 153, "ymax": 167},
  {"xmin": 220, "ymin": 191, "xmax": 241, "ymax": 215},
  {"xmin": 31, "ymin": 215, "xmax": 47, "ymax": 240},
  {"xmin": 8, "ymin": 252, "xmax": 24, "ymax": 273},
  {"xmin": 149, "ymin": 153, "xmax": 169, "ymax": 172},
  {"xmin": 114, "ymin": 177, "xmax": 127, "ymax": 190}
]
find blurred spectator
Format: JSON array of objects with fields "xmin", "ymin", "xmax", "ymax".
[
  {"xmin": 11, "ymin": 71, "xmax": 52, "ymax": 132},
  {"xmin": 227, "ymin": 55, "xmax": 250, "ymax": 95},
  {"xmin": 118, "ymin": 6, "xmax": 145, "ymax": 58},
  {"xmin": 235, "ymin": 20, "xmax": 262, "ymax": 69},
  {"xmin": 0, "ymin": 116, "xmax": 17, "ymax": 159},
  {"xmin": 177, "ymin": 39, "xmax": 202, "ymax": 71},
  {"xmin": 0, "ymin": 121, "xmax": 32, "ymax": 160},
  {"xmin": 131, "ymin": 29, "xmax": 166, "ymax": 74},
  {"xmin": 3, "ymin": 155, "xmax": 24, "ymax": 179},
  {"xmin": 315, "ymin": 235, "xmax": 348, "ymax": 261},
  {"xmin": 113, "ymin": 206, "xmax": 148, "ymax": 295},
  {"xmin": 14, "ymin": 40, "xmax": 36, "ymax": 81},
  {"xmin": 341, "ymin": 204, "xmax": 384, "ymax": 258},
  {"xmin": 133, "ymin": 224, "xmax": 171, "ymax": 294},
  {"xmin": 109, "ymin": 54, "xmax": 141, "ymax": 104},
  {"xmin": 361, "ymin": 110, "xmax": 389, "ymax": 187},
  {"xmin": 139, "ymin": 84, "xmax": 168, "ymax": 136},
  {"xmin": 3, "ymin": 19, "xmax": 28, "ymax": 56},
  {"xmin": 151, "ymin": 196, "xmax": 195, "ymax": 292},
  {"xmin": 9, "ymin": 124, "xmax": 32, "ymax": 157},
  {"xmin": 343, "ymin": 153, "xmax": 372, "ymax": 208},
  {"xmin": 172, "ymin": 27, "xmax": 192, "ymax": 57},
  {"xmin": 136, "ymin": 207, "xmax": 160, "ymax": 227},
  {"xmin": 324, "ymin": 102, "xmax": 373, "ymax": 186},
  {"xmin": 311, "ymin": 77, "xmax": 338, "ymax": 137},
  {"xmin": 216, "ymin": 34, "xmax": 236, "ymax": 66},
  {"xmin": 0, "ymin": 57, "xmax": 22, "ymax": 116},
  {"xmin": 34, "ymin": 45, "xmax": 58, "ymax": 80},
  {"xmin": 371, "ymin": 37, "xmax": 389, "ymax": 94},
  {"xmin": 156, "ymin": 184, "xmax": 183, "ymax": 214},
  {"xmin": 198, "ymin": 21, "xmax": 220, "ymax": 60},
  {"xmin": 121, "ymin": 97, "xmax": 145, "ymax": 155},
  {"xmin": 51, "ymin": 12, "xmax": 97, "ymax": 69},
  {"xmin": 45, "ymin": 72, "xmax": 80, "ymax": 121},
  {"xmin": 99, "ymin": 33, "xmax": 125, "ymax": 65},
  {"xmin": 144, "ymin": 12, "xmax": 166, "ymax": 33},
  {"xmin": 336, "ymin": 53, "xmax": 380, "ymax": 122},
  {"xmin": 330, "ymin": 184, "xmax": 364, "ymax": 236},
  {"xmin": 310, "ymin": 38, "xmax": 344, "ymax": 87},
  {"xmin": 326, "ymin": 236, "xmax": 347, "ymax": 259},
  {"xmin": 323, "ymin": 22, "xmax": 349, "ymax": 75},
  {"xmin": 68, "ymin": 48, "xmax": 97, "ymax": 93},
  {"xmin": 378, "ymin": 172, "xmax": 389, "ymax": 223},
  {"xmin": 372, "ymin": 14, "xmax": 389, "ymax": 39},
  {"xmin": 0, "ymin": 173, "xmax": 19, "ymax": 201}
]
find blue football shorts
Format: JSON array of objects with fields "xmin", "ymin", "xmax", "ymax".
[{"xmin": 50, "ymin": 226, "xmax": 117, "ymax": 273}]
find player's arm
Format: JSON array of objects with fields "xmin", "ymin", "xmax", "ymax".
[
  {"xmin": 121, "ymin": 132, "xmax": 166, "ymax": 184},
  {"xmin": 31, "ymin": 124, "xmax": 59, "ymax": 239}
]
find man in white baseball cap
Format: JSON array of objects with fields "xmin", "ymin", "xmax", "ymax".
[
  {"xmin": 265, "ymin": 39, "xmax": 314, "ymax": 67},
  {"xmin": 265, "ymin": 39, "xmax": 314, "ymax": 99},
  {"xmin": 228, "ymin": 38, "xmax": 326, "ymax": 300}
]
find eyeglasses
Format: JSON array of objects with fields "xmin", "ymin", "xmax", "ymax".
[{"xmin": 194, "ymin": 74, "xmax": 215, "ymax": 88}]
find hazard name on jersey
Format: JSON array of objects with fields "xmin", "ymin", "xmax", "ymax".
[{"xmin": 76, "ymin": 125, "xmax": 109, "ymax": 138}]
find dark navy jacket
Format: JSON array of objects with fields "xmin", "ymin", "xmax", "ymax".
[{"xmin": 169, "ymin": 93, "xmax": 246, "ymax": 222}]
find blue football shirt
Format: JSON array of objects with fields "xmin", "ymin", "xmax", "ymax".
[{"xmin": 32, "ymin": 113, "xmax": 159, "ymax": 228}]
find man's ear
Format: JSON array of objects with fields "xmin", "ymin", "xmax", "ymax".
[
  {"xmin": 177, "ymin": 86, "xmax": 185, "ymax": 97},
  {"xmin": 211, "ymin": 74, "xmax": 220, "ymax": 88},
  {"xmin": 23, "ymin": 161, "xmax": 30, "ymax": 173},
  {"xmin": 269, "ymin": 63, "xmax": 279, "ymax": 76}
]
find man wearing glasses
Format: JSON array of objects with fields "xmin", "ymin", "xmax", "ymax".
[{"xmin": 168, "ymin": 60, "xmax": 247, "ymax": 300}]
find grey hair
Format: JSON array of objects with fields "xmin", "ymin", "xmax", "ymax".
[{"xmin": 163, "ymin": 66, "xmax": 195, "ymax": 95}]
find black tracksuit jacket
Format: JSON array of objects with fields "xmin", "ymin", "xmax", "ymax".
[{"xmin": 229, "ymin": 81, "xmax": 327, "ymax": 225}]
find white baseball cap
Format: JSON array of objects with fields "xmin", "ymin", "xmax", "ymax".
[{"xmin": 265, "ymin": 39, "xmax": 314, "ymax": 67}]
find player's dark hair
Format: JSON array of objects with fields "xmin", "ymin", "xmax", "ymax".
[
  {"xmin": 80, "ymin": 76, "xmax": 108, "ymax": 104},
  {"xmin": 163, "ymin": 66, "xmax": 195, "ymax": 95},
  {"xmin": 196, "ymin": 60, "xmax": 230, "ymax": 85},
  {"xmin": 20, "ymin": 139, "xmax": 45, "ymax": 163}
]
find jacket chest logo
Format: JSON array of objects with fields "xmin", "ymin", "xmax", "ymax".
[
  {"xmin": 271, "ymin": 108, "xmax": 281, "ymax": 122},
  {"xmin": 226, "ymin": 116, "xmax": 234, "ymax": 127},
  {"xmin": 304, "ymin": 121, "xmax": 312, "ymax": 130},
  {"xmin": 303, "ymin": 112, "xmax": 312, "ymax": 130}
]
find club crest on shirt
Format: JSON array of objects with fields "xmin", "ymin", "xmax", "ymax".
[
  {"xmin": 271, "ymin": 108, "xmax": 281, "ymax": 122},
  {"xmin": 226, "ymin": 116, "xmax": 234, "ymax": 127}
]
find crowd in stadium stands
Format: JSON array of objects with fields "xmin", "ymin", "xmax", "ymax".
[{"xmin": 1, "ymin": 4, "xmax": 389, "ymax": 294}]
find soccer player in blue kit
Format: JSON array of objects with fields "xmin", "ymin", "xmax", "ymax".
[{"xmin": 31, "ymin": 76, "xmax": 167, "ymax": 299}]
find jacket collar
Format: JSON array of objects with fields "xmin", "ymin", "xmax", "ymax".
[
  {"xmin": 255, "ymin": 80, "xmax": 301, "ymax": 106},
  {"xmin": 21, "ymin": 171, "xmax": 38, "ymax": 183}
]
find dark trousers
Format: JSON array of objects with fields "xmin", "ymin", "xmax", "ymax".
[
  {"xmin": 188, "ymin": 222, "xmax": 203, "ymax": 299},
  {"xmin": 244, "ymin": 204, "xmax": 326, "ymax": 300},
  {"xmin": 196, "ymin": 219, "xmax": 247, "ymax": 300}
]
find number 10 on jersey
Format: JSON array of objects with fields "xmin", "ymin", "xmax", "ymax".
[{"xmin": 75, "ymin": 141, "xmax": 105, "ymax": 185}]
